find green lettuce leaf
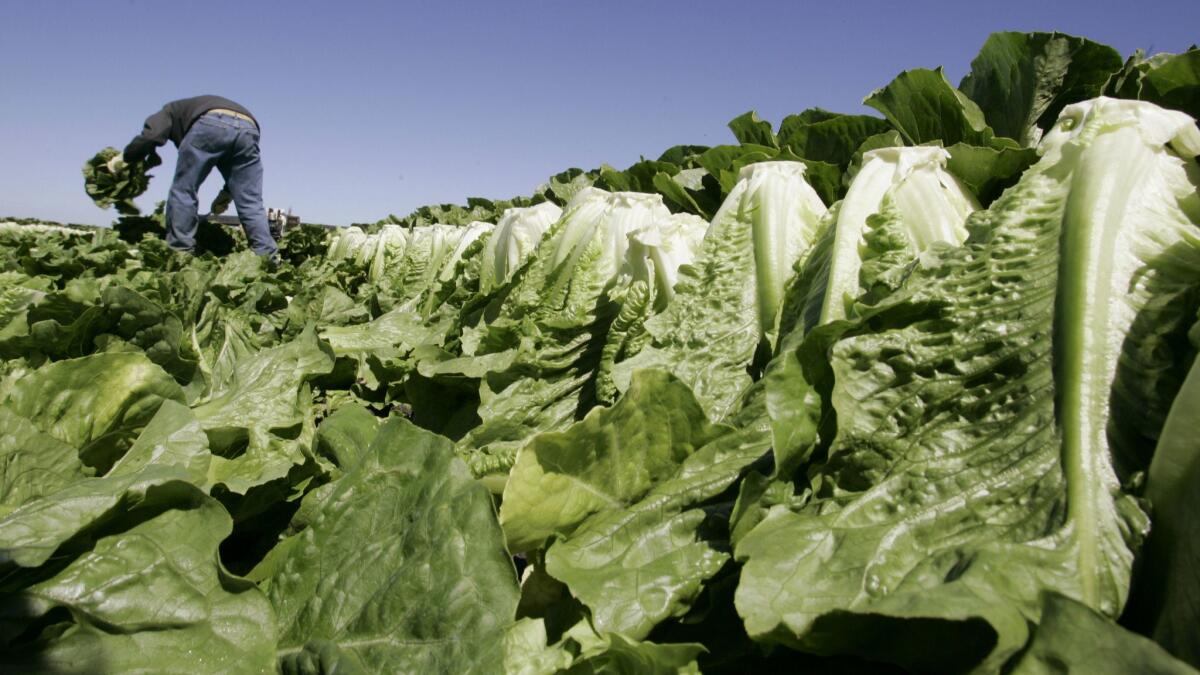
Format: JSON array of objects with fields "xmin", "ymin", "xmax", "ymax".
[
  {"xmin": 777, "ymin": 109, "xmax": 893, "ymax": 168},
  {"xmin": 0, "ymin": 486, "xmax": 277, "ymax": 674},
  {"xmin": 266, "ymin": 418, "xmax": 518, "ymax": 674},
  {"xmin": 503, "ymin": 618, "xmax": 575, "ymax": 675},
  {"xmin": 727, "ymin": 111, "xmax": 779, "ymax": 148},
  {"xmin": 1009, "ymin": 594, "xmax": 1195, "ymax": 675},
  {"xmin": 959, "ymin": 32, "xmax": 1123, "ymax": 146},
  {"xmin": 544, "ymin": 423, "xmax": 770, "ymax": 639},
  {"xmin": 1, "ymin": 352, "xmax": 184, "ymax": 471},
  {"xmin": 311, "ymin": 402, "xmax": 380, "ymax": 472},
  {"xmin": 0, "ymin": 406, "xmax": 85, "ymax": 517},
  {"xmin": 1125, "ymin": 347, "xmax": 1200, "ymax": 667},
  {"xmin": 864, "ymin": 68, "xmax": 1005, "ymax": 148},
  {"xmin": 500, "ymin": 370, "xmax": 730, "ymax": 553},
  {"xmin": 191, "ymin": 328, "xmax": 333, "ymax": 474},
  {"xmin": 0, "ymin": 402, "xmax": 209, "ymax": 570},
  {"xmin": 1107, "ymin": 48, "xmax": 1200, "ymax": 121}
]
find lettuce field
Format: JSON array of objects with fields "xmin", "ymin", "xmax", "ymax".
[{"xmin": 2, "ymin": 31, "xmax": 1199, "ymax": 674}]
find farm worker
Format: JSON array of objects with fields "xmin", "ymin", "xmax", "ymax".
[{"xmin": 109, "ymin": 95, "xmax": 279, "ymax": 259}]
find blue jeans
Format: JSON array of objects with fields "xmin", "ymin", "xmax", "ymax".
[{"xmin": 166, "ymin": 112, "xmax": 278, "ymax": 257}]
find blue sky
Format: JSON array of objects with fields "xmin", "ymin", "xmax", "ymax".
[{"xmin": 1, "ymin": 0, "xmax": 1197, "ymax": 226}]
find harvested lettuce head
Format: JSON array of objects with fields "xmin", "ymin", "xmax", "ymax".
[{"xmin": 82, "ymin": 147, "xmax": 153, "ymax": 215}]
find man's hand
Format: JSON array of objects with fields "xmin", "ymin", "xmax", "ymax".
[
  {"xmin": 105, "ymin": 154, "xmax": 127, "ymax": 174},
  {"xmin": 210, "ymin": 188, "xmax": 233, "ymax": 215}
]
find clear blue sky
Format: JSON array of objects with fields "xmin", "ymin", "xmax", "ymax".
[{"xmin": 2, "ymin": 0, "xmax": 1197, "ymax": 226}]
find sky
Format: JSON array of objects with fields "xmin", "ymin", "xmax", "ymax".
[{"xmin": 1, "ymin": 0, "xmax": 1198, "ymax": 227}]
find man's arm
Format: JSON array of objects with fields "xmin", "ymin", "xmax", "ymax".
[{"xmin": 122, "ymin": 107, "xmax": 172, "ymax": 164}]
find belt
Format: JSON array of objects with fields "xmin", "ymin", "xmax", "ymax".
[{"xmin": 206, "ymin": 108, "xmax": 257, "ymax": 125}]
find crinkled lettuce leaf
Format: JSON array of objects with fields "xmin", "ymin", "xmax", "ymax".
[{"xmin": 265, "ymin": 418, "xmax": 518, "ymax": 674}]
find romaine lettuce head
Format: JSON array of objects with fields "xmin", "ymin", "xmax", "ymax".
[
  {"xmin": 437, "ymin": 221, "xmax": 493, "ymax": 283},
  {"xmin": 735, "ymin": 98, "xmax": 1200, "ymax": 672},
  {"xmin": 542, "ymin": 188, "xmax": 674, "ymax": 298},
  {"xmin": 370, "ymin": 224, "xmax": 408, "ymax": 282},
  {"xmin": 628, "ymin": 212, "xmax": 707, "ymax": 308},
  {"xmin": 479, "ymin": 202, "xmax": 563, "ymax": 292},
  {"xmin": 612, "ymin": 161, "xmax": 828, "ymax": 419},
  {"xmin": 326, "ymin": 226, "xmax": 367, "ymax": 262},
  {"xmin": 712, "ymin": 161, "xmax": 828, "ymax": 339},
  {"xmin": 820, "ymin": 145, "xmax": 979, "ymax": 324}
]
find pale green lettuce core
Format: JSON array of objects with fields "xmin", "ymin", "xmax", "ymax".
[
  {"xmin": 479, "ymin": 202, "xmax": 563, "ymax": 292},
  {"xmin": 820, "ymin": 145, "xmax": 978, "ymax": 324},
  {"xmin": 371, "ymin": 224, "xmax": 407, "ymax": 282}
]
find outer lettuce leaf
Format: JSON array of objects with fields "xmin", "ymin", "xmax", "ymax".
[
  {"xmin": 321, "ymin": 307, "xmax": 442, "ymax": 392},
  {"xmin": 735, "ymin": 98, "xmax": 1200, "ymax": 672},
  {"xmin": 1126, "ymin": 348, "xmax": 1200, "ymax": 667},
  {"xmin": 727, "ymin": 111, "xmax": 778, "ymax": 148},
  {"xmin": 0, "ymin": 486, "xmax": 277, "ymax": 674},
  {"xmin": 1009, "ymin": 594, "xmax": 1195, "ymax": 675},
  {"xmin": 499, "ymin": 370, "xmax": 730, "ymax": 553},
  {"xmin": 0, "ymin": 466, "xmax": 192, "ymax": 571},
  {"xmin": 0, "ymin": 406, "xmax": 85, "ymax": 517},
  {"xmin": 864, "ymin": 68, "xmax": 1006, "ymax": 148},
  {"xmin": 108, "ymin": 399, "xmax": 210, "ymax": 481},
  {"xmin": 959, "ymin": 32, "xmax": 1123, "ymax": 146},
  {"xmin": 944, "ymin": 143, "xmax": 1039, "ymax": 205},
  {"xmin": 544, "ymin": 422, "xmax": 771, "ymax": 639},
  {"xmin": 191, "ymin": 328, "xmax": 333, "ymax": 487},
  {"xmin": 97, "ymin": 287, "xmax": 197, "ymax": 381},
  {"xmin": 563, "ymin": 631, "xmax": 703, "ymax": 675},
  {"xmin": 0, "ymin": 401, "xmax": 209, "ymax": 570},
  {"xmin": 1132, "ymin": 49, "xmax": 1200, "ymax": 121},
  {"xmin": 0, "ymin": 352, "xmax": 184, "ymax": 471},
  {"xmin": 266, "ymin": 418, "xmax": 518, "ymax": 674},
  {"xmin": 1107, "ymin": 48, "xmax": 1200, "ymax": 121},
  {"xmin": 310, "ymin": 402, "xmax": 380, "ymax": 473},
  {"xmin": 282, "ymin": 285, "xmax": 369, "ymax": 334},
  {"xmin": 777, "ymin": 108, "xmax": 893, "ymax": 168},
  {"xmin": 503, "ymin": 618, "xmax": 576, "ymax": 675},
  {"xmin": 503, "ymin": 618, "xmax": 704, "ymax": 675}
]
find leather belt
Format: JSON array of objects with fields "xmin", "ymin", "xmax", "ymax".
[{"xmin": 206, "ymin": 108, "xmax": 257, "ymax": 125}]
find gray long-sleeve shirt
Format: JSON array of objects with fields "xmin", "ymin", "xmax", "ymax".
[{"xmin": 122, "ymin": 95, "xmax": 257, "ymax": 165}]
